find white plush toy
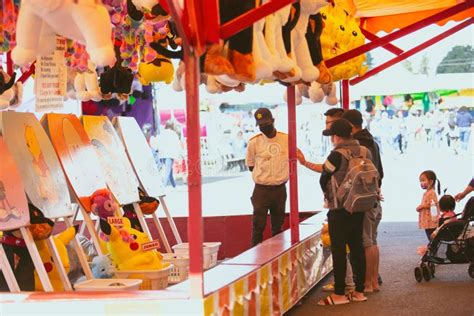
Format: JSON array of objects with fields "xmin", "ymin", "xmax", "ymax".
[
  {"xmin": 267, "ymin": 5, "xmax": 296, "ymax": 74},
  {"xmin": 12, "ymin": 0, "xmax": 115, "ymax": 67},
  {"xmin": 252, "ymin": 0, "xmax": 275, "ymax": 82},
  {"xmin": 292, "ymin": 0, "xmax": 328, "ymax": 83},
  {"xmin": 73, "ymin": 61, "xmax": 102, "ymax": 102}
]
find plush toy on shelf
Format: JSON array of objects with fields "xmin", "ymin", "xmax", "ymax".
[
  {"xmin": 0, "ymin": 69, "xmax": 23, "ymax": 110},
  {"xmin": 99, "ymin": 217, "xmax": 168, "ymax": 271},
  {"xmin": 127, "ymin": 0, "xmax": 169, "ymax": 22},
  {"xmin": 90, "ymin": 189, "xmax": 120, "ymax": 220},
  {"xmin": 99, "ymin": 60, "xmax": 134, "ymax": 101},
  {"xmin": 306, "ymin": 13, "xmax": 332, "ymax": 84},
  {"xmin": 34, "ymin": 226, "xmax": 78, "ymax": 291},
  {"xmin": 279, "ymin": 3, "xmax": 302, "ymax": 83},
  {"xmin": 12, "ymin": 0, "xmax": 115, "ymax": 67}
]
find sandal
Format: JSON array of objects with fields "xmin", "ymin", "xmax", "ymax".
[
  {"xmin": 347, "ymin": 292, "xmax": 367, "ymax": 302},
  {"xmin": 317, "ymin": 295, "xmax": 350, "ymax": 306}
]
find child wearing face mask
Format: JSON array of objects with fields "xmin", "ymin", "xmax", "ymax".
[{"xmin": 416, "ymin": 170, "xmax": 441, "ymax": 240}]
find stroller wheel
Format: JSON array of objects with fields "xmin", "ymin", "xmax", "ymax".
[
  {"xmin": 414, "ymin": 267, "xmax": 423, "ymax": 282},
  {"xmin": 469, "ymin": 264, "xmax": 474, "ymax": 279},
  {"xmin": 428, "ymin": 262, "xmax": 435, "ymax": 277},
  {"xmin": 422, "ymin": 265, "xmax": 431, "ymax": 281}
]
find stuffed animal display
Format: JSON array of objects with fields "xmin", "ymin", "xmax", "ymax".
[
  {"xmin": 99, "ymin": 217, "xmax": 167, "ymax": 271},
  {"xmin": 12, "ymin": 0, "xmax": 116, "ymax": 67},
  {"xmin": 71, "ymin": 61, "xmax": 102, "ymax": 102},
  {"xmin": 34, "ymin": 226, "xmax": 78, "ymax": 291}
]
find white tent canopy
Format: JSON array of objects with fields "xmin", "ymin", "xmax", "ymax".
[{"xmin": 350, "ymin": 64, "xmax": 474, "ymax": 100}]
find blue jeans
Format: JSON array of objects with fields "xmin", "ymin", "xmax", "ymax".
[
  {"xmin": 161, "ymin": 158, "xmax": 176, "ymax": 188},
  {"xmin": 459, "ymin": 127, "xmax": 471, "ymax": 151}
]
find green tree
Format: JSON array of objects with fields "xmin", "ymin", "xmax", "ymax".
[
  {"xmin": 402, "ymin": 60, "xmax": 414, "ymax": 73},
  {"xmin": 418, "ymin": 54, "xmax": 430, "ymax": 75},
  {"xmin": 436, "ymin": 45, "xmax": 474, "ymax": 74}
]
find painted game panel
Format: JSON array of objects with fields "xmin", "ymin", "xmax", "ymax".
[
  {"xmin": 2, "ymin": 112, "xmax": 72, "ymax": 219},
  {"xmin": 114, "ymin": 117, "xmax": 162, "ymax": 197},
  {"xmin": 0, "ymin": 137, "xmax": 29, "ymax": 230},
  {"xmin": 45, "ymin": 114, "xmax": 106, "ymax": 212},
  {"xmin": 82, "ymin": 116, "xmax": 139, "ymax": 205}
]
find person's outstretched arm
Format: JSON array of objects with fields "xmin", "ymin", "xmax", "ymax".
[
  {"xmin": 455, "ymin": 179, "xmax": 474, "ymax": 201},
  {"xmin": 297, "ymin": 149, "xmax": 322, "ymax": 173}
]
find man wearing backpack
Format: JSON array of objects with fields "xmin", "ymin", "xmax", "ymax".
[
  {"xmin": 343, "ymin": 109, "xmax": 384, "ymax": 292},
  {"xmin": 318, "ymin": 118, "xmax": 379, "ymax": 305}
]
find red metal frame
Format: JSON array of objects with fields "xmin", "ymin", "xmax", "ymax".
[
  {"xmin": 220, "ymin": 0, "xmax": 295, "ymax": 40},
  {"xmin": 183, "ymin": 50, "xmax": 204, "ymax": 298},
  {"xmin": 341, "ymin": 80, "xmax": 349, "ymax": 109},
  {"xmin": 286, "ymin": 86, "xmax": 300, "ymax": 244},
  {"xmin": 325, "ymin": 0, "xmax": 473, "ymax": 68},
  {"xmin": 360, "ymin": 29, "xmax": 404, "ymax": 56},
  {"xmin": 17, "ymin": 62, "xmax": 35, "ymax": 83},
  {"xmin": 350, "ymin": 18, "xmax": 473, "ymax": 85},
  {"xmin": 6, "ymin": 51, "xmax": 14, "ymax": 76}
]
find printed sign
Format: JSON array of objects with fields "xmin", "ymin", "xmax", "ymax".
[
  {"xmin": 1, "ymin": 112, "xmax": 72, "ymax": 219},
  {"xmin": 107, "ymin": 217, "xmax": 124, "ymax": 227},
  {"xmin": 82, "ymin": 116, "xmax": 139, "ymax": 205},
  {"xmin": 35, "ymin": 36, "xmax": 67, "ymax": 112},
  {"xmin": 0, "ymin": 137, "xmax": 30, "ymax": 231},
  {"xmin": 142, "ymin": 240, "xmax": 161, "ymax": 251}
]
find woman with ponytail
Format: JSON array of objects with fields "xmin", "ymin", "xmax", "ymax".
[{"xmin": 416, "ymin": 170, "xmax": 442, "ymax": 240}]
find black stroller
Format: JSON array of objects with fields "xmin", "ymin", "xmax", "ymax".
[{"xmin": 414, "ymin": 197, "xmax": 474, "ymax": 282}]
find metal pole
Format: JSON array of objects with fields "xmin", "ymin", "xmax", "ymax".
[
  {"xmin": 342, "ymin": 80, "xmax": 350, "ymax": 110},
  {"xmin": 287, "ymin": 85, "xmax": 300, "ymax": 244},
  {"xmin": 350, "ymin": 18, "xmax": 474, "ymax": 86},
  {"xmin": 184, "ymin": 49, "xmax": 204, "ymax": 298}
]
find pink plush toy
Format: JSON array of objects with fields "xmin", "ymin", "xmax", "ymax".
[{"xmin": 90, "ymin": 189, "xmax": 119, "ymax": 219}]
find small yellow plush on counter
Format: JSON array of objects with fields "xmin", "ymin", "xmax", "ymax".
[{"xmin": 99, "ymin": 217, "xmax": 167, "ymax": 271}]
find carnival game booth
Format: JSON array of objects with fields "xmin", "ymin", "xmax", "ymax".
[{"xmin": 0, "ymin": 0, "xmax": 473, "ymax": 314}]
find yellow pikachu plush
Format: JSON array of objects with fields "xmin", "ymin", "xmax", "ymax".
[
  {"xmin": 99, "ymin": 217, "xmax": 167, "ymax": 271},
  {"xmin": 34, "ymin": 226, "xmax": 77, "ymax": 291}
]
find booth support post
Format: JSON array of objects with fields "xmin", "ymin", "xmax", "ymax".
[
  {"xmin": 341, "ymin": 80, "xmax": 350, "ymax": 110},
  {"xmin": 287, "ymin": 86, "xmax": 300, "ymax": 244},
  {"xmin": 184, "ymin": 50, "xmax": 204, "ymax": 298}
]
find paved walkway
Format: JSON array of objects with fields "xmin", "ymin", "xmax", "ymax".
[{"xmin": 287, "ymin": 222, "xmax": 474, "ymax": 316}]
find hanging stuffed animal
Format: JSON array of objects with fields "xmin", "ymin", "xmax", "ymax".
[
  {"xmin": 292, "ymin": 0, "xmax": 329, "ymax": 83},
  {"xmin": 320, "ymin": 3, "xmax": 366, "ymax": 81},
  {"xmin": 127, "ymin": 0, "xmax": 168, "ymax": 22},
  {"xmin": 99, "ymin": 60, "xmax": 134, "ymax": 100},
  {"xmin": 0, "ymin": 69, "xmax": 23, "ymax": 110},
  {"xmin": 72, "ymin": 61, "xmax": 102, "ymax": 102},
  {"xmin": 34, "ymin": 226, "xmax": 78, "ymax": 291},
  {"xmin": 265, "ymin": 5, "xmax": 295, "ymax": 78},
  {"xmin": 99, "ymin": 217, "xmax": 167, "ymax": 271},
  {"xmin": 279, "ymin": 3, "xmax": 302, "ymax": 83},
  {"xmin": 252, "ymin": 0, "xmax": 274, "ymax": 82},
  {"xmin": 90, "ymin": 189, "xmax": 120, "ymax": 220},
  {"xmin": 306, "ymin": 13, "xmax": 332, "ymax": 84},
  {"xmin": 12, "ymin": 0, "xmax": 115, "ymax": 67},
  {"xmin": 219, "ymin": 0, "xmax": 256, "ymax": 83}
]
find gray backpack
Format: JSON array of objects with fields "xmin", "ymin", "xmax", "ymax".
[{"xmin": 331, "ymin": 147, "xmax": 380, "ymax": 213}]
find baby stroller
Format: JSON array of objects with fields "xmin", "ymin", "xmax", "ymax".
[{"xmin": 414, "ymin": 197, "xmax": 474, "ymax": 282}]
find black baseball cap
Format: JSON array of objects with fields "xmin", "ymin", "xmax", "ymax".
[
  {"xmin": 322, "ymin": 118, "xmax": 353, "ymax": 137},
  {"xmin": 324, "ymin": 108, "xmax": 344, "ymax": 117},
  {"xmin": 254, "ymin": 108, "xmax": 274, "ymax": 126},
  {"xmin": 342, "ymin": 109, "xmax": 363, "ymax": 126}
]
